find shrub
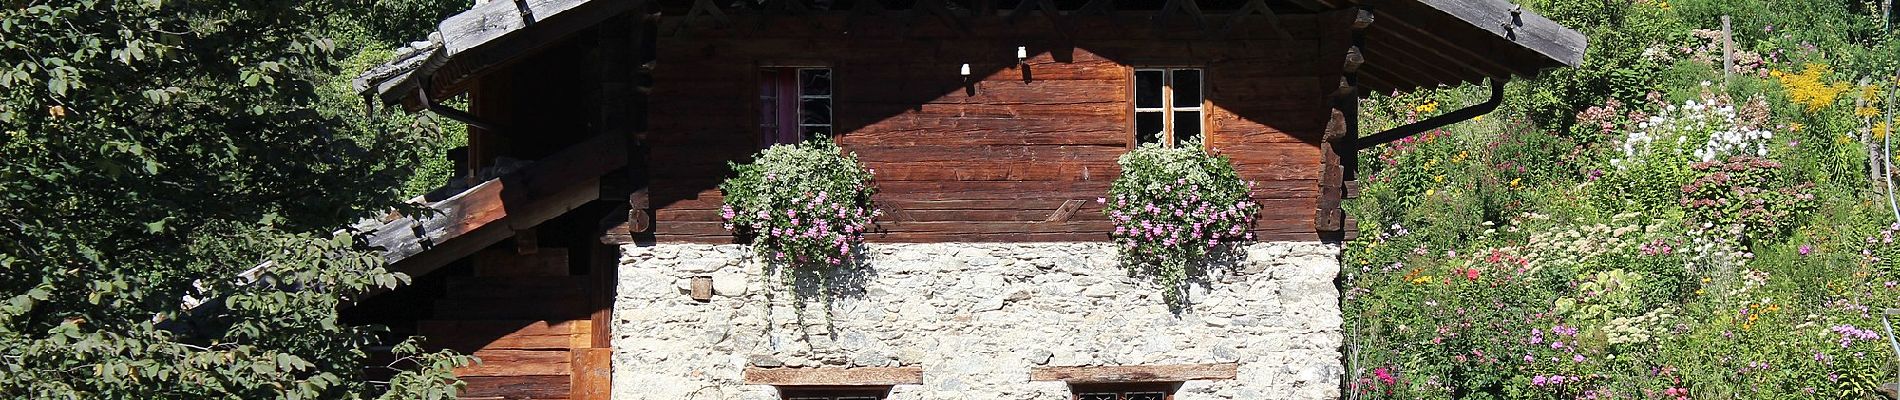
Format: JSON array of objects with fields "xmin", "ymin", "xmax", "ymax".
[
  {"xmin": 719, "ymin": 140, "xmax": 879, "ymax": 273},
  {"xmin": 1103, "ymin": 141, "xmax": 1259, "ymax": 306},
  {"xmin": 1679, "ymin": 156, "xmax": 1816, "ymax": 242}
]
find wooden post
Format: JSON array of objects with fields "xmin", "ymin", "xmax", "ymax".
[
  {"xmin": 1317, "ymin": 8, "xmax": 1370, "ymax": 236},
  {"xmin": 1721, "ymin": 15, "xmax": 1733, "ymax": 88},
  {"xmin": 627, "ymin": 3, "xmax": 658, "ymax": 236}
]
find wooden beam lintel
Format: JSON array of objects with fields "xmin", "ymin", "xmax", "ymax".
[
  {"xmin": 1029, "ymin": 363, "xmax": 1239, "ymax": 383},
  {"xmin": 743, "ymin": 367, "xmax": 924, "ymax": 386}
]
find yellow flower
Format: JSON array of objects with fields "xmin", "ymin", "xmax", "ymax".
[
  {"xmin": 1426, "ymin": 189, "xmax": 1436, "ymax": 197},
  {"xmin": 1510, "ymin": 178, "xmax": 1522, "ymax": 188},
  {"xmin": 1695, "ymin": 289, "xmax": 1706, "ymax": 296},
  {"xmin": 1411, "ymin": 275, "xmax": 1434, "ymax": 284},
  {"xmin": 1790, "ymin": 122, "xmax": 1804, "ymax": 132},
  {"xmin": 1415, "ymin": 100, "xmax": 1440, "ymax": 114},
  {"xmin": 1433, "ymin": 175, "xmax": 1445, "ymax": 183},
  {"xmin": 1877, "ymin": 122, "xmax": 1890, "ymax": 140},
  {"xmin": 1774, "ymin": 64, "xmax": 1851, "ymax": 113},
  {"xmin": 47, "ymin": 105, "xmax": 65, "ymax": 119}
]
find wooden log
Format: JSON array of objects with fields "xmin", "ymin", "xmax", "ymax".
[
  {"xmin": 368, "ymin": 133, "xmax": 625, "ymax": 279},
  {"xmin": 570, "ymin": 348, "xmax": 612, "ymax": 400},
  {"xmin": 1029, "ymin": 363, "xmax": 1238, "ymax": 383},
  {"xmin": 743, "ymin": 367, "xmax": 924, "ymax": 386},
  {"xmin": 458, "ymin": 350, "xmax": 572, "ymax": 377},
  {"xmin": 418, "ymin": 320, "xmax": 591, "ymax": 353},
  {"xmin": 461, "ymin": 375, "xmax": 571, "ymax": 399},
  {"xmin": 434, "ymin": 296, "xmax": 591, "ymax": 320}
]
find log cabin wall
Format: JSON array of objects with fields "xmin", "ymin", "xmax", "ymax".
[{"xmin": 646, "ymin": 11, "xmax": 1353, "ymax": 243}]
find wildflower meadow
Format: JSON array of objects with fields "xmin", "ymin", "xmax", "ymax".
[{"xmin": 1343, "ymin": 0, "xmax": 1900, "ymax": 398}]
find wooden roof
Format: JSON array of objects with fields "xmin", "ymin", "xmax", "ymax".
[{"xmin": 354, "ymin": 0, "xmax": 1586, "ymax": 105}]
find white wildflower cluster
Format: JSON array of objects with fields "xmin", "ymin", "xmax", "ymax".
[
  {"xmin": 1611, "ymin": 96, "xmax": 1777, "ymax": 169},
  {"xmin": 1686, "ymin": 223, "xmax": 1752, "ymax": 274},
  {"xmin": 1605, "ymin": 307, "xmax": 1676, "ymax": 345},
  {"xmin": 1511, "ymin": 212, "xmax": 1665, "ymax": 273}
]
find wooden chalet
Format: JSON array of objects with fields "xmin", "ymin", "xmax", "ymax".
[{"xmin": 347, "ymin": 0, "xmax": 1584, "ymax": 398}]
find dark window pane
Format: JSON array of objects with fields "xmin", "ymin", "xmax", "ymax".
[
  {"xmin": 1173, "ymin": 110, "xmax": 1201, "ymax": 145},
  {"xmin": 1127, "ymin": 393, "xmax": 1166, "ymax": 400},
  {"xmin": 1135, "ymin": 70, "xmax": 1164, "ymax": 108},
  {"xmin": 1136, "ymin": 111, "xmax": 1165, "ymax": 144},
  {"xmin": 800, "ymin": 69, "xmax": 832, "ymax": 96},
  {"xmin": 1078, "ymin": 394, "xmax": 1118, "ymax": 400},
  {"xmin": 1173, "ymin": 69, "xmax": 1202, "ymax": 108},
  {"xmin": 801, "ymin": 98, "xmax": 832, "ymax": 125},
  {"xmin": 759, "ymin": 98, "xmax": 778, "ymax": 125}
]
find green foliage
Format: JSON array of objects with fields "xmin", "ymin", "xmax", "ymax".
[
  {"xmin": 1515, "ymin": 0, "xmax": 1687, "ymax": 134},
  {"xmin": 720, "ymin": 140, "xmax": 880, "ymax": 273},
  {"xmin": 1103, "ymin": 141, "xmax": 1259, "ymax": 307},
  {"xmin": 1346, "ymin": 1, "xmax": 1899, "ymax": 398},
  {"xmin": 0, "ymin": 0, "xmax": 469, "ymax": 397},
  {"xmin": 1680, "ymin": 156, "xmax": 1817, "ymax": 241}
]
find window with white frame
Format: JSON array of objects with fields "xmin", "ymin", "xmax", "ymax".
[
  {"xmin": 1132, "ymin": 68, "xmax": 1204, "ymax": 147},
  {"xmin": 760, "ymin": 67, "xmax": 833, "ymax": 147}
]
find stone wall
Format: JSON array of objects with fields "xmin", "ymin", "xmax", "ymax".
[{"xmin": 611, "ymin": 242, "xmax": 1343, "ymax": 400}]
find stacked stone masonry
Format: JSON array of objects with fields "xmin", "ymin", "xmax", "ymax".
[{"xmin": 612, "ymin": 242, "xmax": 1343, "ymax": 400}]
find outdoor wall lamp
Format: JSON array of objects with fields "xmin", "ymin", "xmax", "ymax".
[
  {"xmin": 1017, "ymin": 46, "xmax": 1028, "ymax": 64},
  {"xmin": 961, "ymin": 63, "xmax": 976, "ymax": 96}
]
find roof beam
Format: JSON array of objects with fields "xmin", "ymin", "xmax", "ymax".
[{"xmin": 368, "ymin": 133, "xmax": 627, "ymax": 278}]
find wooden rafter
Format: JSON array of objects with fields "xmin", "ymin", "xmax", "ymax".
[
  {"xmin": 1214, "ymin": 0, "xmax": 1292, "ymax": 40},
  {"xmin": 667, "ymin": 0, "xmax": 730, "ymax": 36},
  {"xmin": 844, "ymin": 0, "xmax": 891, "ymax": 33},
  {"xmin": 1007, "ymin": 0, "xmax": 1069, "ymax": 38},
  {"xmin": 1072, "ymin": 0, "xmax": 1117, "ymax": 16},
  {"xmin": 901, "ymin": 0, "xmax": 967, "ymax": 36},
  {"xmin": 1151, "ymin": 0, "xmax": 1208, "ymax": 34},
  {"xmin": 367, "ymin": 133, "xmax": 626, "ymax": 281}
]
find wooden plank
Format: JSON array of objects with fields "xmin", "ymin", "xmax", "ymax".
[
  {"xmin": 459, "ymin": 350, "xmax": 573, "ymax": 377},
  {"xmin": 462, "ymin": 375, "xmax": 571, "ymax": 399},
  {"xmin": 435, "ymin": 296, "xmax": 592, "ymax": 320},
  {"xmin": 446, "ymin": 276, "xmax": 590, "ymax": 299},
  {"xmin": 743, "ymin": 367, "xmax": 924, "ymax": 386},
  {"xmin": 422, "ymin": 0, "xmax": 642, "ymax": 100},
  {"xmin": 474, "ymin": 248, "xmax": 572, "ymax": 277},
  {"xmin": 1411, "ymin": 0, "xmax": 1587, "ymax": 67},
  {"xmin": 1029, "ymin": 363, "xmax": 1238, "ymax": 383},
  {"xmin": 1044, "ymin": 199, "xmax": 1087, "ymax": 222},
  {"xmin": 418, "ymin": 320, "xmax": 590, "ymax": 353},
  {"xmin": 570, "ymin": 348, "xmax": 613, "ymax": 400},
  {"xmin": 368, "ymin": 133, "xmax": 625, "ymax": 282}
]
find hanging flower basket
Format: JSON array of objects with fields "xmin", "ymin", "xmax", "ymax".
[
  {"xmin": 1102, "ymin": 140, "xmax": 1261, "ymax": 306},
  {"xmin": 719, "ymin": 140, "xmax": 880, "ymax": 272}
]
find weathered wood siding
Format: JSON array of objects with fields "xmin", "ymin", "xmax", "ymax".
[{"xmin": 646, "ymin": 13, "xmax": 1351, "ymax": 243}]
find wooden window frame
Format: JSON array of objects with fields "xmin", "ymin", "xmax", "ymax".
[
  {"xmin": 778, "ymin": 386, "xmax": 892, "ymax": 400},
  {"xmin": 1129, "ymin": 66, "xmax": 1208, "ymax": 149},
  {"xmin": 1070, "ymin": 382, "xmax": 1180, "ymax": 400},
  {"xmin": 757, "ymin": 64, "xmax": 834, "ymax": 148}
]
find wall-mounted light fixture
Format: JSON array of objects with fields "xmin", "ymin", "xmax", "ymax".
[
  {"xmin": 960, "ymin": 63, "xmax": 976, "ymax": 96},
  {"xmin": 1017, "ymin": 46, "xmax": 1029, "ymax": 65}
]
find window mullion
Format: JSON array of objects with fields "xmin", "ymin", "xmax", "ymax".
[{"xmin": 1161, "ymin": 70, "xmax": 1175, "ymax": 147}]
